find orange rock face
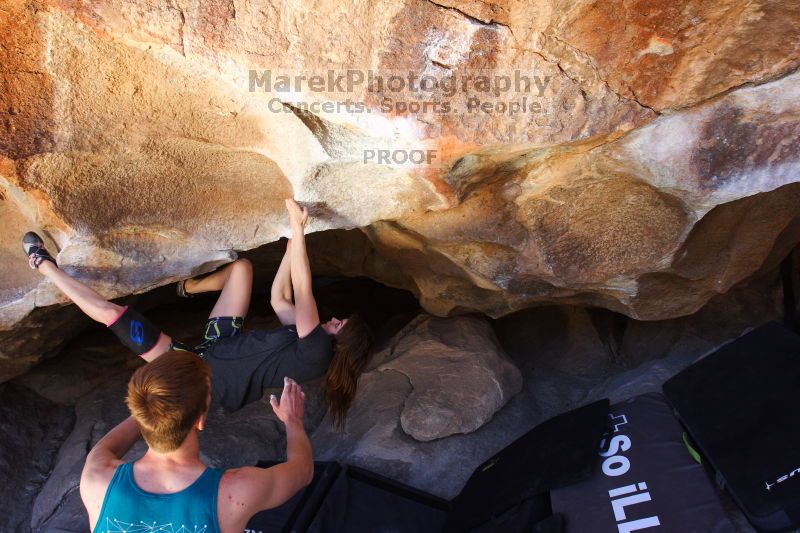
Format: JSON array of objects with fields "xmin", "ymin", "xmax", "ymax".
[{"xmin": 0, "ymin": 0, "xmax": 798, "ymax": 379}]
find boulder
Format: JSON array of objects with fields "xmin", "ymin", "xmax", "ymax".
[
  {"xmin": 383, "ymin": 314, "xmax": 522, "ymax": 441},
  {"xmin": 1, "ymin": 0, "xmax": 799, "ymax": 381},
  {"xmin": 368, "ymin": 72, "xmax": 800, "ymax": 319}
]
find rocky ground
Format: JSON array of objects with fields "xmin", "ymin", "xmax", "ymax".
[{"xmin": 0, "ymin": 268, "xmax": 789, "ymax": 532}]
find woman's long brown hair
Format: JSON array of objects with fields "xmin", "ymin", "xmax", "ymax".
[{"xmin": 324, "ymin": 314, "xmax": 372, "ymax": 429}]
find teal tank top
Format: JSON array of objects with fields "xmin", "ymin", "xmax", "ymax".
[{"xmin": 93, "ymin": 462, "xmax": 224, "ymax": 533}]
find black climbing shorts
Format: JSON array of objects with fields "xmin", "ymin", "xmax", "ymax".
[{"xmin": 170, "ymin": 316, "xmax": 245, "ymax": 356}]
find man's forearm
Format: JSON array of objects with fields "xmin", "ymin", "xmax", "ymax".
[
  {"xmin": 93, "ymin": 416, "xmax": 141, "ymax": 459},
  {"xmin": 284, "ymin": 419, "xmax": 313, "ymax": 482}
]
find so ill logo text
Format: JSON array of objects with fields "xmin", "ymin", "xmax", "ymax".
[{"xmin": 599, "ymin": 412, "xmax": 661, "ymax": 533}]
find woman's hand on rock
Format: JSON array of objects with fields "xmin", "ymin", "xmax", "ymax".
[{"xmin": 285, "ymin": 198, "xmax": 309, "ymax": 231}]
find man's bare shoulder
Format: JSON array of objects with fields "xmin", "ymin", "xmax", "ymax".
[
  {"xmin": 216, "ymin": 466, "xmax": 278, "ymax": 532},
  {"xmin": 80, "ymin": 458, "xmax": 124, "ymax": 530},
  {"xmin": 81, "ymin": 456, "xmax": 122, "ymax": 495},
  {"xmin": 218, "ymin": 463, "xmax": 307, "ymax": 519}
]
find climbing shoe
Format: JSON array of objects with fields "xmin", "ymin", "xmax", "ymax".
[
  {"xmin": 22, "ymin": 231, "xmax": 57, "ymax": 270},
  {"xmin": 176, "ymin": 279, "xmax": 194, "ymax": 299}
]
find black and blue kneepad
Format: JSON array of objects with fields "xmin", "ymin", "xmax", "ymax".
[{"xmin": 108, "ymin": 306, "xmax": 162, "ymax": 355}]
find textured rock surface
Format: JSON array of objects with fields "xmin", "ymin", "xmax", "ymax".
[
  {"xmin": 385, "ymin": 314, "xmax": 521, "ymax": 441},
  {"xmin": 0, "ymin": 383, "xmax": 74, "ymax": 532},
  {"xmin": 1, "ymin": 0, "xmax": 799, "ymax": 380},
  {"xmin": 370, "ymin": 74, "xmax": 800, "ymax": 318}
]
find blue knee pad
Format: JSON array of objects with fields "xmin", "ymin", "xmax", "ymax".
[{"xmin": 108, "ymin": 306, "xmax": 162, "ymax": 355}]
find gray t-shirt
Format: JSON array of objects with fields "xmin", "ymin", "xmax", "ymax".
[{"xmin": 203, "ymin": 323, "xmax": 333, "ymax": 411}]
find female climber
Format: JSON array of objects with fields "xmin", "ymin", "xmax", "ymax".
[{"xmin": 22, "ymin": 198, "xmax": 371, "ymax": 428}]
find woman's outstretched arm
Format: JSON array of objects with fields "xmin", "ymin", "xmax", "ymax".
[
  {"xmin": 285, "ymin": 199, "xmax": 320, "ymax": 338},
  {"xmin": 270, "ymin": 239, "xmax": 296, "ymax": 326}
]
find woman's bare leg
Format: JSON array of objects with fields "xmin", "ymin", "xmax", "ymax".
[
  {"xmin": 37, "ymin": 261, "xmax": 173, "ymax": 361},
  {"xmin": 184, "ymin": 258, "xmax": 253, "ymax": 318}
]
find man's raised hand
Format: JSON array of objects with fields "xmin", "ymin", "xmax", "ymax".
[{"xmin": 270, "ymin": 377, "xmax": 306, "ymax": 425}]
